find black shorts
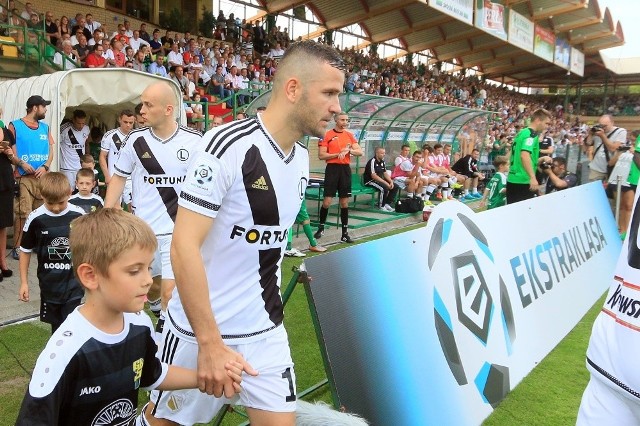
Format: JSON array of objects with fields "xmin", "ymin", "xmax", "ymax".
[
  {"xmin": 40, "ymin": 298, "xmax": 82, "ymax": 329},
  {"xmin": 323, "ymin": 163, "xmax": 352, "ymax": 198},
  {"xmin": 506, "ymin": 181, "xmax": 536, "ymax": 204}
]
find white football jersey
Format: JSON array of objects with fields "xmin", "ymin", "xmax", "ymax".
[
  {"xmin": 168, "ymin": 116, "xmax": 309, "ymax": 343},
  {"xmin": 59, "ymin": 122, "xmax": 89, "ymax": 171},
  {"xmin": 114, "ymin": 125, "xmax": 201, "ymax": 235},
  {"xmin": 100, "ymin": 127, "xmax": 129, "ymax": 177}
]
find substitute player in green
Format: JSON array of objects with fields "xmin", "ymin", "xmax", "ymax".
[
  {"xmin": 481, "ymin": 156, "xmax": 508, "ymax": 210},
  {"xmin": 506, "ymin": 109, "xmax": 552, "ymax": 204}
]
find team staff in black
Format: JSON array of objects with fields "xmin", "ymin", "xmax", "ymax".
[{"xmin": 363, "ymin": 146, "xmax": 398, "ymax": 211}]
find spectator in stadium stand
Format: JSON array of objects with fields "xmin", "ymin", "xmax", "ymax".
[
  {"xmin": 167, "ymin": 42, "xmax": 184, "ymax": 71},
  {"xmin": 315, "ymin": 112, "xmax": 363, "ymax": 243},
  {"xmin": 139, "ymin": 23, "xmax": 150, "ymax": 42},
  {"xmin": 111, "ymin": 24, "xmax": 130, "ymax": 47},
  {"xmin": 129, "ymin": 30, "xmax": 150, "ymax": 53},
  {"xmin": 20, "ymin": 2, "xmax": 34, "ymax": 20},
  {"xmin": 452, "ymin": 149, "xmax": 484, "ymax": 200},
  {"xmin": 44, "ymin": 11, "xmax": 58, "ymax": 46},
  {"xmin": 88, "ymin": 28, "xmax": 103, "ymax": 47},
  {"xmin": 207, "ymin": 65, "xmax": 232, "ymax": 100},
  {"xmin": 71, "ymin": 16, "xmax": 92, "ymax": 42},
  {"xmin": 54, "ymin": 40, "xmax": 79, "ymax": 70},
  {"xmin": 172, "ymin": 65, "xmax": 190, "ymax": 101},
  {"xmin": 268, "ymin": 42, "xmax": 285, "ymax": 61},
  {"xmin": 85, "ymin": 44, "xmax": 107, "ymax": 68},
  {"xmin": 149, "ymin": 29, "xmax": 163, "ymax": 55},
  {"xmin": 84, "ymin": 13, "xmax": 100, "ymax": 35},
  {"xmin": 73, "ymin": 34, "xmax": 91, "ymax": 66},
  {"xmin": 363, "ymin": 146, "xmax": 398, "ymax": 211},
  {"xmin": 148, "ymin": 53, "xmax": 168, "ymax": 77},
  {"xmin": 585, "ymin": 114, "xmax": 627, "ymax": 182},
  {"xmin": 506, "ymin": 108, "xmax": 553, "ymax": 204}
]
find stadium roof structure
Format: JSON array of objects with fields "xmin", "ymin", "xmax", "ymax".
[{"xmin": 254, "ymin": 0, "xmax": 630, "ymax": 87}]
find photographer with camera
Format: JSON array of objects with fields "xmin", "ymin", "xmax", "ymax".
[
  {"xmin": 585, "ymin": 114, "xmax": 627, "ymax": 182},
  {"xmin": 541, "ymin": 156, "xmax": 577, "ymax": 194}
]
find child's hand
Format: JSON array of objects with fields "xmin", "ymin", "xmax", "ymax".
[
  {"xmin": 18, "ymin": 283, "xmax": 29, "ymax": 302},
  {"xmin": 224, "ymin": 360, "xmax": 254, "ymax": 394}
]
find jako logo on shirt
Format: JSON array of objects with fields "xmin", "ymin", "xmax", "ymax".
[{"xmin": 79, "ymin": 386, "xmax": 101, "ymax": 396}]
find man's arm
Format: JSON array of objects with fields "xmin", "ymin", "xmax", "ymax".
[
  {"xmin": 543, "ymin": 168, "xmax": 568, "ymax": 190},
  {"xmin": 98, "ymin": 150, "xmax": 111, "ymax": 183},
  {"xmin": 34, "ymin": 132, "xmax": 54, "ymax": 178},
  {"xmin": 104, "ymin": 174, "xmax": 127, "ymax": 207},
  {"xmin": 348, "ymin": 140, "xmax": 363, "ymax": 157},
  {"xmin": 171, "ymin": 207, "xmax": 257, "ymax": 397},
  {"xmin": 520, "ymin": 151, "xmax": 538, "ymax": 191},
  {"xmin": 318, "ymin": 144, "xmax": 347, "ymax": 161},
  {"xmin": 597, "ymin": 128, "xmax": 623, "ymax": 152},
  {"xmin": 18, "ymin": 251, "xmax": 31, "ymax": 301}
]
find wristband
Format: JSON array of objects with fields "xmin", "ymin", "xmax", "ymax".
[{"xmin": 42, "ymin": 164, "xmax": 49, "ymax": 171}]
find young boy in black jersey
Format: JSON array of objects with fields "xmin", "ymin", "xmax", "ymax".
[
  {"xmin": 80, "ymin": 153, "xmax": 103, "ymax": 194},
  {"xmin": 16, "ymin": 209, "xmax": 245, "ymax": 425},
  {"xmin": 18, "ymin": 172, "xmax": 86, "ymax": 333},
  {"xmin": 69, "ymin": 168, "xmax": 104, "ymax": 213}
]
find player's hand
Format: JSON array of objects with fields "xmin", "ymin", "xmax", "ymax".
[
  {"xmin": 19, "ymin": 283, "xmax": 29, "ymax": 302},
  {"xmin": 529, "ymin": 179, "xmax": 539, "ymax": 192},
  {"xmin": 197, "ymin": 343, "xmax": 258, "ymax": 398},
  {"xmin": 225, "ymin": 361, "xmax": 245, "ymax": 394}
]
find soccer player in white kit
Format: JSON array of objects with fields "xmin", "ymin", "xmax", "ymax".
[
  {"xmin": 99, "ymin": 109, "xmax": 135, "ymax": 208},
  {"xmin": 105, "ymin": 82, "xmax": 201, "ymax": 329},
  {"xmin": 141, "ymin": 41, "xmax": 346, "ymax": 426},
  {"xmin": 59, "ymin": 109, "xmax": 89, "ymax": 189}
]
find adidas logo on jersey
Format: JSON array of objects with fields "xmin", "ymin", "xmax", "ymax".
[
  {"xmin": 252, "ymin": 176, "xmax": 269, "ymax": 190},
  {"xmin": 141, "ymin": 151, "xmax": 152, "ymax": 159}
]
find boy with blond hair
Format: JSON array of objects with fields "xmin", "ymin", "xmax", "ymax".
[
  {"xmin": 16, "ymin": 209, "xmax": 246, "ymax": 425},
  {"xmin": 69, "ymin": 168, "xmax": 104, "ymax": 213},
  {"xmin": 18, "ymin": 172, "xmax": 86, "ymax": 333}
]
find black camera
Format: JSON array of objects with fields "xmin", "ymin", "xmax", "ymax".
[
  {"xmin": 540, "ymin": 162, "xmax": 552, "ymax": 170},
  {"xmin": 591, "ymin": 124, "xmax": 603, "ymax": 133},
  {"xmin": 618, "ymin": 146, "xmax": 631, "ymax": 152}
]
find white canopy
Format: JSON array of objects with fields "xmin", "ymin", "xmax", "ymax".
[{"xmin": 0, "ymin": 68, "xmax": 186, "ymax": 170}]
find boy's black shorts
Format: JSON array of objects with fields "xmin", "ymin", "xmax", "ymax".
[
  {"xmin": 41, "ymin": 299, "xmax": 82, "ymax": 330},
  {"xmin": 323, "ymin": 163, "xmax": 352, "ymax": 198}
]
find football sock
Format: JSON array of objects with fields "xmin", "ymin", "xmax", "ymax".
[
  {"xmin": 303, "ymin": 223, "xmax": 316, "ymax": 246},
  {"xmin": 286, "ymin": 226, "xmax": 293, "ymax": 250},
  {"xmin": 319, "ymin": 207, "xmax": 329, "ymax": 227},
  {"xmin": 341, "ymin": 208, "xmax": 349, "ymax": 234}
]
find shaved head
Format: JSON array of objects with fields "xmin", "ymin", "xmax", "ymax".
[
  {"xmin": 140, "ymin": 81, "xmax": 179, "ymax": 132},
  {"xmin": 144, "ymin": 81, "xmax": 177, "ymax": 109}
]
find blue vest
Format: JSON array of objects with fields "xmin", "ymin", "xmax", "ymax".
[{"xmin": 12, "ymin": 119, "xmax": 49, "ymax": 175}]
